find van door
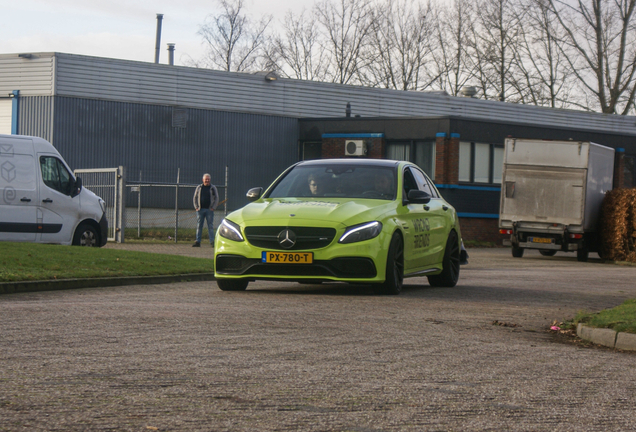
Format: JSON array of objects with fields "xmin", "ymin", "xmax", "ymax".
[
  {"xmin": 0, "ymin": 139, "xmax": 37, "ymax": 241},
  {"xmin": 37, "ymin": 155, "xmax": 80, "ymax": 244}
]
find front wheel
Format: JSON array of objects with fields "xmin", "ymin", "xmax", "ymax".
[
  {"xmin": 374, "ymin": 233, "xmax": 404, "ymax": 295},
  {"xmin": 73, "ymin": 223, "xmax": 100, "ymax": 247},
  {"xmin": 217, "ymin": 279, "xmax": 249, "ymax": 291},
  {"xmin": 427, "ymin": 230, "xmax": 460, "ymax": 288}
]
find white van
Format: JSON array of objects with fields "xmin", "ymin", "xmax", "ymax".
[{"xmin": 0, "ymin": 134, "xmax": 107, "ymax": 246}]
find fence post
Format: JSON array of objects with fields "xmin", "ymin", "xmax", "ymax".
[
  {"xmin": 224, "ymin": 165, "xmax": 228, "ymax": 218},
  {"xmin": 116, "ymin": 166, "xmax": 125, "ymax": 243},
  {"xmin": 137, "ymin": 170, "xmax": 142, "ymax": 238},
  {"xmin": 174, "ymin": 168, "xmax": 180, "ymax": 243}
]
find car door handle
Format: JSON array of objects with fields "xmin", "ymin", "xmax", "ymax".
[
  {"xmin": 442, "ymin": 205, "xmax": 449, "ymax": 211},
  {"xmin": 21, "ymin": 198, "xmax": 32, "ymax": 202},
  {"xmin": 42, "ymin": 198, "xmax": 53, "ymax": 203}
]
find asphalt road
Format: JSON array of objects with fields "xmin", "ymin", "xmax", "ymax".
[{"xmin": 1, "ymin": 247, "xmax": 636, "ymax": 431}]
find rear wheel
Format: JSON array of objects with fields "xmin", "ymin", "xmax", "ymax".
[
  {"xmin": 427, "ymin": 231, "xmax": 460, "ymax": 288},
  {"xmin": 374, "ymin": 233, "xmax": 404, "ymax": 295},
  {"xmin": 217, "ymin": 279, "xmax": 249, "ymax": 291},
  {"xmin": 539, "ymin": 250, "xmax": 557, "ymax": 257},
  {"xmin": 577, "ymin": 247, "xmax": 589, "ymax": 262},
  {"xmin": 73, "ymin": 223, "xmax": 99, "ymax": 247},
  {"xmin": 512, "ymin": 246, "xmax": 524, "ymax": 258}
]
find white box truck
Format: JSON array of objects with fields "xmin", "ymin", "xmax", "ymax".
[
  {"xmin": 0, "ymin": 134, "xmax": 108, "ymax": 246},
  {"xmin": 499, "ymin": 138, "xmax": 615, "ymax": 261}
]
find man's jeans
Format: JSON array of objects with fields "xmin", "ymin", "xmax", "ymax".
[{"xmin": 196, "ymin": 209, "xmax": 215, "ymax": 244}]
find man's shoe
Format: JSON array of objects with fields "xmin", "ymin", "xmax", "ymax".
[{"xmin": 192, "ymin": 242, "xmax": 200, "ymax": 247}]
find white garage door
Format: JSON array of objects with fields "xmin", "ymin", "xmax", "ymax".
[{"xmin": 0, "ymin": 99, "xmax": 12, "ymax": 134}]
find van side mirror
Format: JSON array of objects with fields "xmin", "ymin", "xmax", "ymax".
[
  {"xmin": 407, "ymin": 189, "xmax": 431, "ymax": 204},
  {"xmin": 246, "ymin": 187, "xmax": 263, "ymax": 202},
  {"xmin": 71, "ymin": 176, "xmax": 82, "ymax": 197}
]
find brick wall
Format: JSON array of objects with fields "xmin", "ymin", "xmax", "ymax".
[
  {"xmin": 614, "ymin": 150, "xmax": 626, "ymax": 189},
  {"xmin": 459, "ymin": 217, "xmax": 507, "ymax": 244},
  {"xmin": 321, "ymin": 137, "xmax": 385, "ymax": 159},
  {"xmin": 434, "ymin": 133, "xmax": 460, "ymax": 184}
]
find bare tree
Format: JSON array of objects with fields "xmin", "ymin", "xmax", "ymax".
[
  {"xmin": 265, "ymin": 10, "xmax": 329, "ymax": 80},
  {"xmin": 430, "ymin": 0, "xmax": 476, "ymax": 96},
  {"xmin": 465, "ymin": 0, "xmax": 525, "ymax": 102},
  {"xmin": 362, "ymin": 0, "xmax": 437, "ymax": 90},
  {"xmin": 198, "ymin": 0, "xmax": 272, "ymax": 72},
  {"xmin": 510, "ymin": 0, "xmax": 576, "ymax": 108},
  {"xmin": 547, "ymin": 0, "xmax": 636, "ymax": 114},
  {"xmin": 314, "ymin": 0, "xmax": 375, "ymax": 85}
]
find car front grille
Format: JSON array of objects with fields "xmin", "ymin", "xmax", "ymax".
[
  {"xmin": 215, "ymin": 255, "xmax": 376, "ymax": 279},
  {"xmin": 244, "ymin": 226, "xmax": 337, "ymax": 250}
]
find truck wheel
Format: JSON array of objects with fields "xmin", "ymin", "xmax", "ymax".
[
  {"xmin": 577, "ymin": 248, "xmax": 589, "ymax": 262},
  {"xmin": 73, "ymin": 223, "xmax": 100, "ymax": 247},
  {"xmin": 217, "ymin": 279, "xmax": 249, "ymax": 291},
  {"xmin": 512, "ymin": 246, "xmax": 524, "ymax": 258},
  {"xmin": 427, "ymin": 231, "xmax": 460, "ymax": 288},
  {"xmin": 539, "ymin": 250, "xmax": 557, "ymax": 257}
]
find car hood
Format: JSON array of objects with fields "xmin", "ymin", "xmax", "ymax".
[{"xmin": 229, "ymin": 198, "xmax": 394, "ymax": 227}]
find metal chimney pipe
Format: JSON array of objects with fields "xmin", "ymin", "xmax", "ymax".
[
  {"xmin": 154, "ymin": 14, "xmax": 164, "ymax": 63},
  {"xmin": 167, "ymin": 43, "xmax": 175, "ymax": 66}
]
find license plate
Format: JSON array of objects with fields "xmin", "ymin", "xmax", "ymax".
[
  {"xmin": 262, "ymin": 251, "xmax": 313, "ymax": 264},
  {"xmin": 528, "ymin": 237, "xmax": 553, "ymax": 244}
]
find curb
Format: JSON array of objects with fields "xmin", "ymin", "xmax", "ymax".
[
  {"xmin": 0, "ymin": 273, "xmax": 217, "ymax": 295},
  {"xmin": 577, "ymin": 323, "xmax": 636, "ymax": 351}
]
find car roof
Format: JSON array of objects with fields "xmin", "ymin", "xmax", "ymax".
[{"xmin": 296, "ymin": 158, "xmax": 403, "ymax": 168}]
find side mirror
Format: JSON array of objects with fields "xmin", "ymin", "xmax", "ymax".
[
  {"xmin": 71, "ymin": 176, "xmax": 82, "ymax": 197},
  {"xmin": 407, "ymin": 189, "xmax": 431, "ymax": 204},
  {"xmin": 246, "ymin": 187, "xmax": 263, "ymax": 202}
]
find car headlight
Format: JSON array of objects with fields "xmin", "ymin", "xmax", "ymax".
[
  {"xmin": 339, "ymin": 221, "xmax": 383, "ymax": 244},
  {"xmin": 218, "ymin": 219, "xmax": 244, "ymax": 242},
  {"xmin": 99, "ymin": 199, "xmax": 106, "ymax": 214}
]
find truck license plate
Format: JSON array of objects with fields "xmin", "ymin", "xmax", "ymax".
[
  {"xmin": 528, "ymin": 237, "xmax": 553, "ymax": 244},
  {"xmin": 262, "ymin": 251, "xmax": 313, "ymax": 264}
]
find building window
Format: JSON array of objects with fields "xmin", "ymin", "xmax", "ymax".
[
  {"xmin": 386, "ymin": 140, "xmax": 435, "ymax": 179},
  {"xmin": 459, "ymin": 141, "xmax": 504, "ymax": 184}
]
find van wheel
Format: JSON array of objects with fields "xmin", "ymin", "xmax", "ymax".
[
  {"xmin": 217, "ymin": 279, "xmax": 249, "ymax": 291},
  {"xmin": 577, "ymin": 248, "xmax": 589, "ymax": 262},
  {"xmin": 427, "ymin": 230, "xmax": 460, "ymax": 288},
  {"xmin": 539, "ymin": 250, "xmax": 557, "ymax": 257},
  {"xmin": 512, "ymin": 246, "xmax": 524, "ymax": 258},
  {"xmin": 73, "ymin": 224, "xmax": 99, "ymax": 247}
]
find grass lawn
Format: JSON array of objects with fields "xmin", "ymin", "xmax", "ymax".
[
  {"xmin": 568, "ymin": 299, "xmax": 636, "ymax": 334},
  {"xmin": 0, "ymin": 242, "xmax": 213, "ymax": 283}
]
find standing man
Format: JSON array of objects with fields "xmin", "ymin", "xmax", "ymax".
[{"xmin": 192, "ymin": 173, "xmax": 219, "ymax": 247}]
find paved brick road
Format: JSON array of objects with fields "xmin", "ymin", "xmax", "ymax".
[{"xmin": 1, "ymin": 247, "xmax": 636, "ymax": 431}]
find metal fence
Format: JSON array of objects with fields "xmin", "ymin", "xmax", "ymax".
[
  {"xmin": 74, "ymin": 167, "xmax": 124, "ymax": 242},
  {"xmin": 124, "ymin": 167, "xmax": 228, "ymax": 243}
]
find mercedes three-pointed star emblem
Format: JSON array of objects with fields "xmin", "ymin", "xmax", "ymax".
[{"xmin": 277, "ymin": 229, "xmax": 297, "ymax": 249}]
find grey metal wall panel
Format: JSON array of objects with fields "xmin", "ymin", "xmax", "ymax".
[
  {"xmin": 0, "ymin": 54, "xmax": 55, "ymax": 96},
  {"xmin": 3, "ymin": 52, "xmax": 636, "ymax": 138},
  {"xmin": 50, "ymin": 97, "xmax": 298, "ymax": 211},
  {"xmin": 49, "ymin": 52, "xmax": 636, "ymax": 137},
  {"xmin": 18, "ymin": 96, "xmax": 54, "ymax": 141}
]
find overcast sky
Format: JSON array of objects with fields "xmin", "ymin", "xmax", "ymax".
[{"xmin": 2, "ymin": 0, "xmax": 310, "ymax": 66}]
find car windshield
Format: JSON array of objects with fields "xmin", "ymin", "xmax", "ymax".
[{"xmin": 266, "ymin": 164, "xmax": 397, "ymax": 200}]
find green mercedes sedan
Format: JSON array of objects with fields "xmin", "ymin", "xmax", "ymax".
[{"xmin": 214, "ymin": 159, "xmax": 465, "ymax": 294}]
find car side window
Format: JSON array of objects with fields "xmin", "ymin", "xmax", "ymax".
[
  {"xmin": 40, "ymin": 156, "xmax": 73, "ymax": 195},
  {"xmin": 409, "ymin": 167, "xmax": 435, "ymax": 197},
  {"xmin": 403, "ymin": 168, "xmax": 419, "ymax": 198}
]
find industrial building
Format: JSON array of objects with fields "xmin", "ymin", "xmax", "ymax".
[{"xmin": 1, "ymin": 52, "xmax": 634, "ymax": 241}]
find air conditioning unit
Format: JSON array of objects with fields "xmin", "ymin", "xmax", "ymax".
[{"xmin": 345, "ymin": 140, "xmax": 367, "ymax": 156}]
